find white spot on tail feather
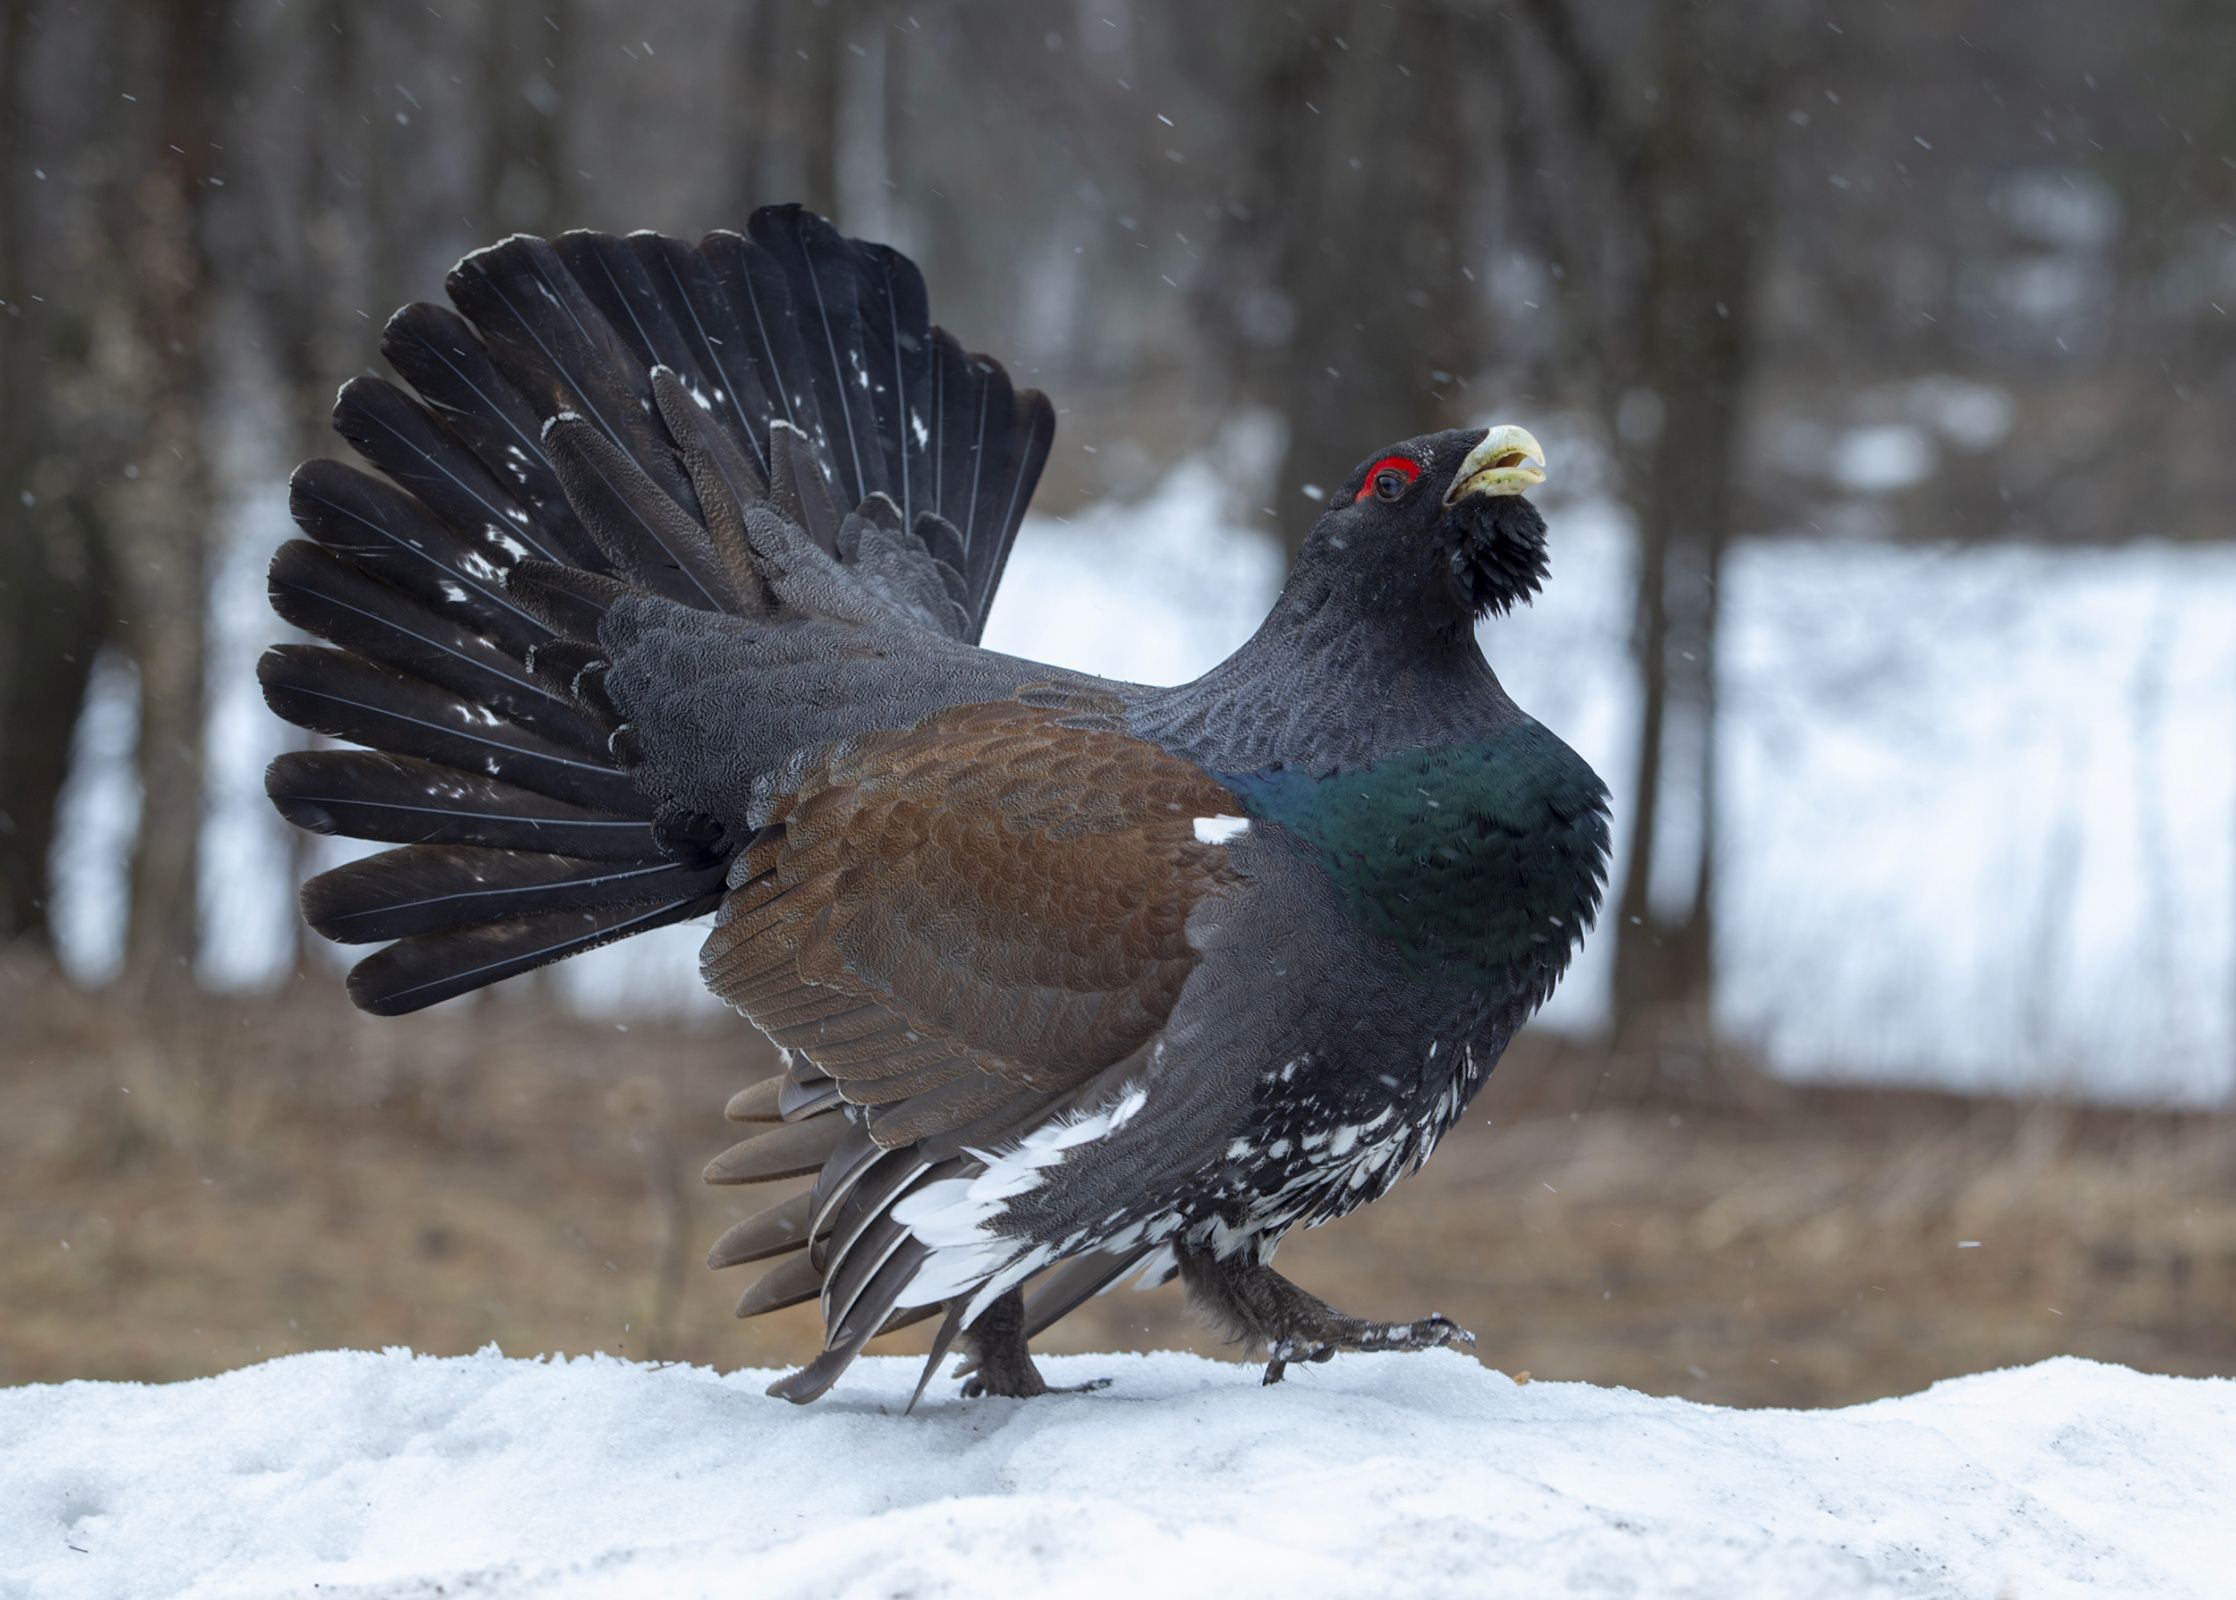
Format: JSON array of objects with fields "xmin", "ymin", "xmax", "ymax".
[{"xmin": 1193, "ymin": 814, "xmax": 1250, "ymax": 845}]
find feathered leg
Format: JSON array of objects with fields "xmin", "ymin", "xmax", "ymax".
[
  {"xmin": 956, "ymin": 1287, "xmax": 1047, "ymax": 1398},
  {"xmin": 1177, "ymin": 1247, "xmax": 1475, "ymax": 1386},
  {"xmin": 949, "ymin": 1287, "xmax": 1113, "ymax": 1400}
]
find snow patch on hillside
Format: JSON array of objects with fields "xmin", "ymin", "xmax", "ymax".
[{"xmin": 2, "ymin": 1349, "xmax": 2227, "ymax": 1599}]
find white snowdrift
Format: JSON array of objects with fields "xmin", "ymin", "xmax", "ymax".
[{"xmin": 2, "ymin": 1349, "xmax": 2226, "ymax": 1599}]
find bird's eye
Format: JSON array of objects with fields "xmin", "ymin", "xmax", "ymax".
[{"xmin": 1356, "ymin": 455, "xmax": 1420, "ymax": 504}]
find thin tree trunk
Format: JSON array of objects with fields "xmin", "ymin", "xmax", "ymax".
[
  {"xmin": 729, "ymin": 1, "xmax": 842, "ymax": 224},
  {"xmin": 0, "ymin": 0, "xmax": 108, "ymax": 949},
  {"xmin": 1514, "ymin": 0, "xmax": 1788, "ymax": 1092},
  {"xmin": 1215, "ymin": 0, "xmax": 1487, "ymax": 563},
  {"xmin": 1604, "ymin": 3, "xmax": 1775, "ymax": 1087},
  {"xmin": 480, "ymin": 0, "xmax": 574, "ymax": 241},
  {"xmin": 111, "ymin": 0, "xmax": 224, "ymax": 996}
]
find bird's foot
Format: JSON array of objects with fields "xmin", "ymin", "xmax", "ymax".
[
  {"xmin": 961, "ymin": 1370, "xmax": 1113, "ymax": 1399},
  {"xmin": 1176, "ymin": 1245, "xmax": 1475, "ymax": 1386},
  {"xmin": 950, "ymin": 1284, "xmax": 1110, "ymax": 1398},
  {"xmin": 1261, "ymin": 1315, "xmax": 1474, "ymax": 1385},
  {"xmin": 958, "ymin": 1360, "xmax": 1047, "ymax": 1399}
]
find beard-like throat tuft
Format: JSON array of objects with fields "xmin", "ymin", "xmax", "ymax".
[{"xmin": 1447, "ymin": 494, "xmax": 1550, "ymax": 619}]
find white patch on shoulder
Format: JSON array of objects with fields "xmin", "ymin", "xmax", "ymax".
[{"xmin": 1192, "ymin": 814, "xmax": 1251, "ymax": 845}]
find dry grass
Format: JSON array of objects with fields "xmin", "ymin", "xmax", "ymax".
[{"xmin": 4, "ymin": 958, "xmax": 2231, "ymax": 1408}]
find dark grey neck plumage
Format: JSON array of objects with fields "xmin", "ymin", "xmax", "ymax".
[{"xmin": 1126, "ymin": 568, "xmax": 1524, "ymax": 773}]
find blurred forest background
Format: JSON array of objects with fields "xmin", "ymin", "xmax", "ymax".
[{"xmin": 4, "ymin": 0, "xmax": 2235, "ymax": 1403}]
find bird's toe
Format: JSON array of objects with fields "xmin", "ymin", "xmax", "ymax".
[{"xmin": 1419, "ymin": 1315, "xmax": 1475, "ymax": 1352}]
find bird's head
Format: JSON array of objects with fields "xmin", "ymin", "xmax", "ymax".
[{"xmin": 1300, "ymin": 425, "xmax": 1550, "ymax": 632}]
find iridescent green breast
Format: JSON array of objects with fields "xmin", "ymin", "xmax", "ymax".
[{"xmin": 1221, "ymin": 720, "xmax": 1610, "ymax": 993}]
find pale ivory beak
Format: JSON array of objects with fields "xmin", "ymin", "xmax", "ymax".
[{"xmin": 1442, "ymin": 425, "xmax": 1548, "ymax": 506}]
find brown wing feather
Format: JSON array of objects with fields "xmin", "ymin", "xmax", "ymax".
[{"xmin": 700, "ymin": 701, "xmax": 1242, "ymax": 1151}]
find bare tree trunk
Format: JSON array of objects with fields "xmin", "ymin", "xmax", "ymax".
[
  {"xmin": 267, "ymin": 1, "xmax": 353, "ymax": 983},
  {"xmin": 729, "ymin": 1, "xmax": 843, "ymax": 224},
  {"xmin": 480, "ymin": 0, "xmax": 574, "ymax": 240},
  {"xmin": 1206, "ymin": 0, "xmax": 1491, "ymax": 562},
  {"xmin": 0, "ymin": 492, "xmax": 106, "ymax": 949},
  {"xmin": 0, "ymin": 0, "xmax": 109, "ymax": 949},
  {"xmin": 108, "ymin": 0, "xmax": 225, "ymax": 996},
  {"xmin": 1604, "ymin": 5, "xmax": 1777, "ymax": 1085},
  {"xmin": 1514, "ymin": 0, "xmax": 1792, "ymax": 1094}
]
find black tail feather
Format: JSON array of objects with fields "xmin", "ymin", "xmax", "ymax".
[
  {"xmin": 539, "ymin": 412, "xmax": 739, "ymax": 610},
  {"xmin": 504, "ymin": 561, "xmax": 640, "ymax": 641},
  {"xmin": 749, "ymin": 205, "xmax": 881, "ymax": 514},
  {"xmin": 345, "ymin": 894, "xmax": 724, "ymax": 1016},
  {"xmin": 549, "ymin": 230, "xmax": 717, "ymax": 402},
  {"xmin": 766, "ymin": 1235, "xmax": 933, "ymax": 1404},
  {"xmin": 268, "ymin": 207, "xmax": 1052, "ymax": 1016},
  {"xmin": 628, "ymin": 231, "xmax": 788, "ymax": 481},
  {"xmin": 446, "ymin": 234, "xmax": 703, "ymax": 525},
  {"xmin": 650, "ymin": 367, "xmax": 773, "ymax": 608},
  {"xmin": 267, "ymin": 540, "xmax": 603, "ymax": 753},
  {"xmin": 522, "ymin": 638, "xmax": 608, "ymax": 699},
  {"xmin": 259, "ymin": 645, "xmax": 642, "ymax": 816},
  {"xmin": 266, "ymin": 751, "xmax": 656, "ymax": 859},
  {"xmin": 331, "ymin": 375, "xmax": 557, "ymax": 576},
  {"xmin": 700, "ymin": 226, "xmax": 818, "ymax": 454},
  {"xmin": 303, "ymin": 844, "xmax": 721, "ymax": 944},
  {"xmin": 377, "ymin": 301, "xmax": 608, "ymax": 571},
  {"xmin": 850, "ymin": 241, "xmax": 937, "ymax": 535},
  {"xmin": 288, "ymin": 459, "xmax": 556, "ymax": 661}
]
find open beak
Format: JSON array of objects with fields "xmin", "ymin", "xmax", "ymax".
[{"xmin": 1443, "ymin": 425, "xmax": 1547, "ymax": 506}]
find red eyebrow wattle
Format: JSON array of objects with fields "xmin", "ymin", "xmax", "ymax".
[{"xmin": 1354, "ymin": 455, "xmax": 1421, "ymax": 502}]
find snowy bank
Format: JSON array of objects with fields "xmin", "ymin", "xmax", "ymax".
[{"xmin": 3, "ymin": 1349, "xmax": 2227, "ymax": 1599}]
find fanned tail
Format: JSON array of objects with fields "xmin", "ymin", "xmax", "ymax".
[{"xmin": 262, "ymin": 206, "xmax": 1054, "ymax": 1013}]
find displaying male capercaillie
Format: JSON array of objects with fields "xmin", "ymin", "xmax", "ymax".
[{"xmin": 261, "ymin": 204, "xmax": 1610, "ymax": 1405}]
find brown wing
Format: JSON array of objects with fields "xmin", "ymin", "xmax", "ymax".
[{"xmin": 700, "ymin": 700, "xmax": 1245, "ymax": 1155}]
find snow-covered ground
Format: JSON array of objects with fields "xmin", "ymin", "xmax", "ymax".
[
  {"xmin": 2, "ymin": 1348, "xmax": 2226, "ymax": 1599},
  {"xmin": 46, "ymin": 455, "xmax": 2236, "ymax": 1104}
]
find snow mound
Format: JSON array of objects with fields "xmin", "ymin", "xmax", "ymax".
[{"xmin": 3, "ymin": 1351, "xmax": 2226, "ymax": 1599}]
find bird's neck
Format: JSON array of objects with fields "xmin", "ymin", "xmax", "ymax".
[{"xmin": 1128, "ymin": 569, "xmax": 1521, "ymax": 773}]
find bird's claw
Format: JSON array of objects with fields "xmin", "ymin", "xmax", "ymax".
[
  {"xmin": 961, "ymin": 1373, "xmax": 1111, "ymax": 1399},
  {"xmin": 1263, "ymin": 1315, "xmax": 1473, "ymax": 1383},
  {"xmin": 1414, "ymin": 1315, "xmax": 1475, "ymax": 1353}
]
